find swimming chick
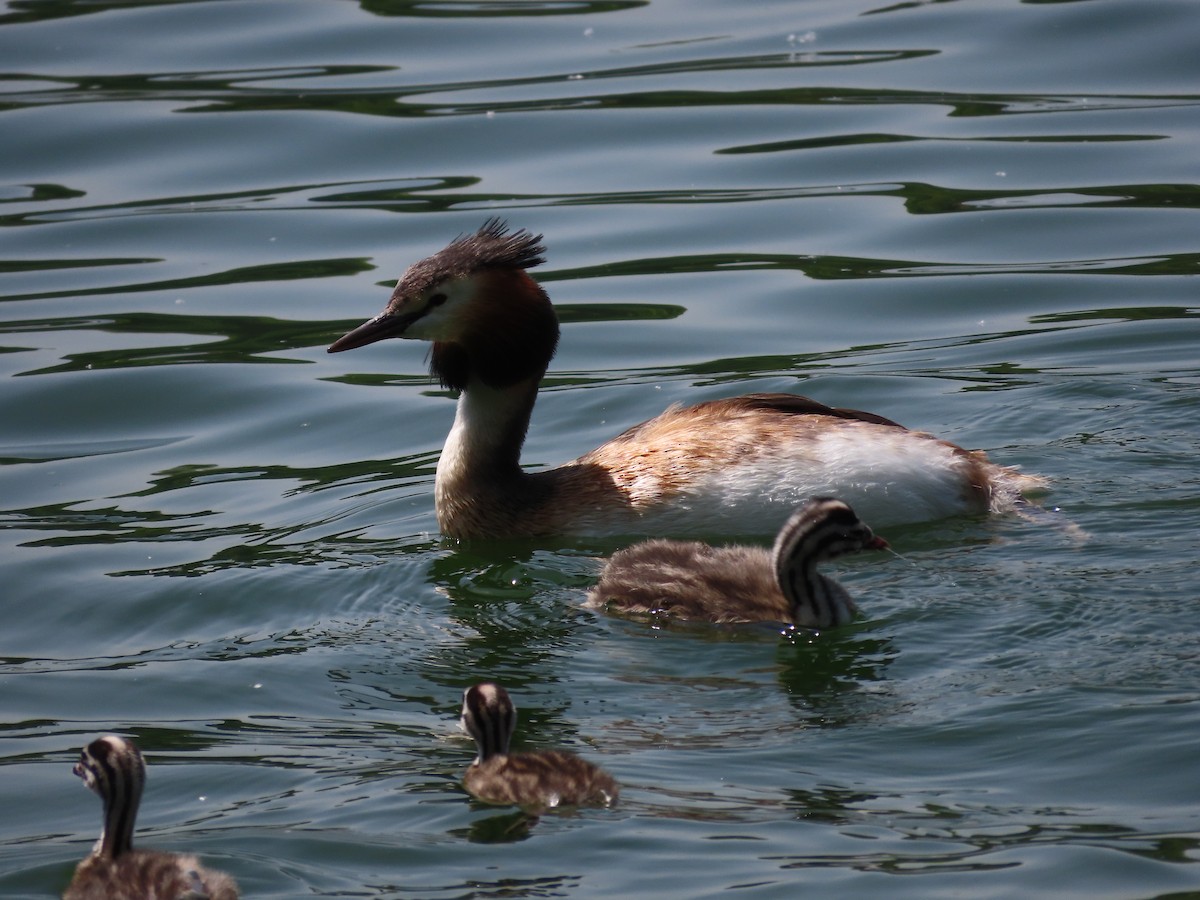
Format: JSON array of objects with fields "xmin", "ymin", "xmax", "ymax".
[
  {"xmin": 460, "ymin": 682, "xmax": 619, "ymax": 811},
  {"xmin": 64, "ymin": 735, "xmax": 239, "ymax": 900},
  {"xmin": 587, "ymin": 496, "xmax": 886, "ymax": 628},
  {"xmin": 328, "ymin": 219, "xmax": 1045, "ymax": 540}
]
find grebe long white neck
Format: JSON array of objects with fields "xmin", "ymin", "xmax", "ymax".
[{"xmin": 328, "ymin": 220, "xmax": 1046, "ymax": 540}]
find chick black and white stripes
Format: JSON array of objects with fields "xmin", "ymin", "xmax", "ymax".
[
  {"xmin": 75, "ymin": 735, "xmax": 144, "ymax": 860},
  {"xmin": 460, "ymin": 683, "xmax": 619, "ymax": 812},
  {"xmin": 586, "ymin": 498, "xmax": 888, "ymax": 628},
  {"xmin": 64, "ymin": 735, "xmax": 239, "ymax": 900}
]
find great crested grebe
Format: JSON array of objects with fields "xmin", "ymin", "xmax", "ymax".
[
  {"xmin": 460, "ymin": 682, "xmax": 619, "ymax": 811},
  {"xmin": 587, "ymin": 496, "xmax": 886, "ymax": 628},
  {"xmin": 64, "ymin": 735, "xmax": 239, "ymax": 900},
  {"xmin": 328, "ymin": 219, "xmax": 1045, "ymax": 540}
]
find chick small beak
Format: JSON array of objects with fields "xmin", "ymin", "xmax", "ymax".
[
  {"xmin": 867, "ymin": 535, "xmax": 889, "ymax": 551},
  {"xmin": 328, "ymin": 311, "xmax": 412, "ymax": 353}
]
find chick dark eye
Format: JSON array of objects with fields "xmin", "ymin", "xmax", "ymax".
[{"xmin": 428, "ymin": 293, "xmax": 447, "ymax": 308}]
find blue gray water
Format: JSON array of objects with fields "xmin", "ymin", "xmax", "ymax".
[{"xmin": 2, "ymin": 0, "xmax": 1198, "ymax": 897}]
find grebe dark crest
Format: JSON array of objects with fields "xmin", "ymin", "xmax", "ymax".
[
  {"xmin": 587, "ymin": 497, "xmax": 887, "ymax": 628},
  {"xmin": 328, "ymin": 219, "xmax": 1045, "ymax": 540},
  {"xmin": 460, "ymin": 682, "xmax": 619, "ymax": 811},
  {"xmin": 64, "ymin": 735, "xmax": 239, "ymax": 900}
]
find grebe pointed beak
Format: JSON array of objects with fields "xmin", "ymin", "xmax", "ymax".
[
  {"xmin": 328, "ymin": 310, "xmax": 416, "ymax": 353},
  {"xmin": 866, "ymin": 535, "xmax": 889, "ymax": 551}
]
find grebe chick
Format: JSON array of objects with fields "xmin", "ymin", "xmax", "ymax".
[
  {"xmin": 328, "ymin": 219, "xmax": 1046, "ymax": 540},
  {"xmin": 586, "ymin": 497, "xmax": 887, "ymax": 628},
  {"xmin": 64, "ymin": 735, "xmax": 239, "ymax": 900},
  {"xmin": 460, "ymin": 682, "xmax": 619, "ymax": 811}
]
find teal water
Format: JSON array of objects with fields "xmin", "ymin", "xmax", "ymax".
[{"xmin": 2, "ymin": 0, "xmax": 1199, "ymax": 896}]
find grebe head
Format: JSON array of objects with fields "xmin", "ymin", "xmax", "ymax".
[
  {"xmin": 771, "ymin": 498, "xmax": 887, "ymax": 629},
  {"xmin": 461, "ymin": 682, "xmax": 518, "ymax": 763},
  {"xmin": 773, "ymin": 497, "xmax": 887, "ymax": 571},
  {"xmin": 75, "ymin": 735, "xmax": 145, "ymax": 803},
  {"xmin": 328, "ymin": 219, "xmax": 558, "ymax": 391}
]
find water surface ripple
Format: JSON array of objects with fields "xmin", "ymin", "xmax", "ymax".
[{"xmin": 2, "ymin": 0, "xmax": 1198, "ymax": 897}]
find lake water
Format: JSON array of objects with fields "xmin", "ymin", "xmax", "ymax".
[{"xmin": 2, "ymin": 0, "xmax": 1198, "ymax": 897}]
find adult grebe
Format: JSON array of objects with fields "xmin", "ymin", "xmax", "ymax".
[
  {"xmin": 460, "ymin": 682, "xmax": 619, "ymax": 811},
  {"xmin": 587, "ymin": 497, "xmax": 886, "ymax": 627},
  {"xmin": 328, "ymin": 219, "xmax": 1045, "ymax": 540},
  {"xmin": 64, "ymin": 735, "xmax": 239, "ymax": 900}
]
